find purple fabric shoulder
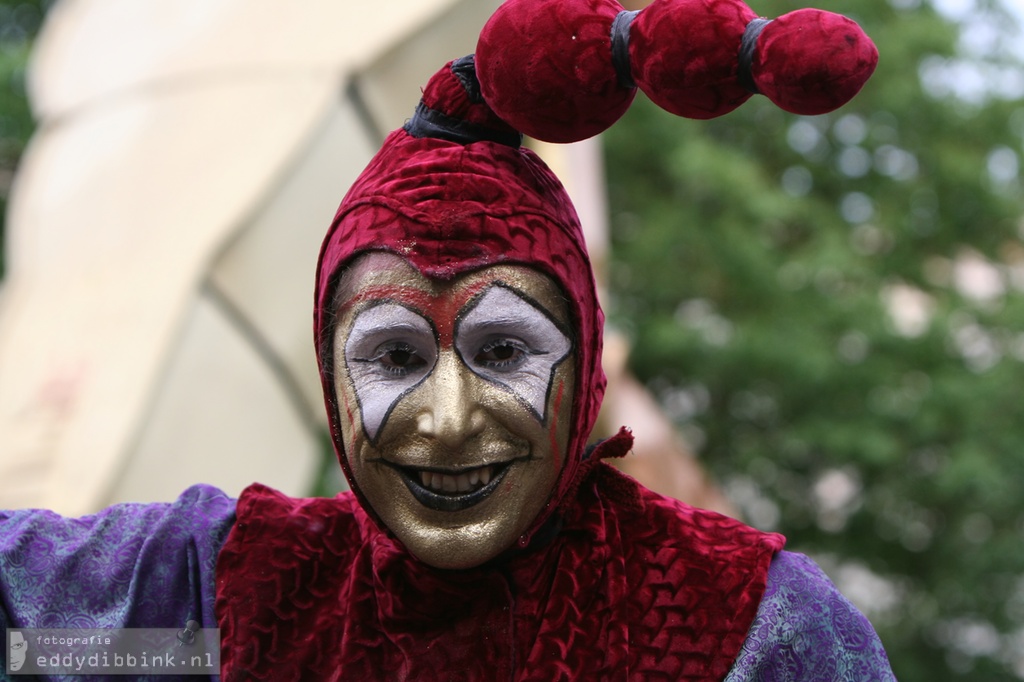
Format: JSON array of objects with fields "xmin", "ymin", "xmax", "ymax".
[
  {"xmin": 724, "ymin": 550, "xmax": 896, "ymax": 681},
  {"xmin": 0, "ymin": 484, "xmax": 235, "ymax": 634}
]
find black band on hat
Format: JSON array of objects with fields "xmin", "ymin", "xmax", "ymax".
[
  {"xmin": 404, "ymin": 54, "xmax": 524, "ymax": 147},
  {"xmin": 404, "ymin": 102, "xmax": 524, "ymax": 148},
  {"xmin": 611, "ymin": 10, "xmax": 640, "ymax": 90},
  {"xmin": 738, "ymin": 18, "xmax": 772, "ymax": 94},
  {"xmin": 450, "ymin": 54, "xmax": 485, "ymax": 103}
]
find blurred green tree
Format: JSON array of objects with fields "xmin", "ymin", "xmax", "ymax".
[
  {"xmin": 0, "ymin": 0, "xmax": 46, "ymax": 280},
  {"xmin": 605, "ymin": 0, "xmax": 1024, "ymax": 679}
]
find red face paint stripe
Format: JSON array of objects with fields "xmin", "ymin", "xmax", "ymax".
[
  {"xmin": 340, "ymin": 390, "xmax": 358, "ymax": 455},
  {"xmin": 339, "ymin": 281, "xmax": 491, "ymax": 347}
]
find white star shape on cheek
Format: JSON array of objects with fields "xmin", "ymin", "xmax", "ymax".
[
  {"xmin": 455, "ymin": 285, "xmax": 571, "ymax": 423},
  {"xmin": 344, "ymin": 302, "xmax": 437, "ymax": 441}
]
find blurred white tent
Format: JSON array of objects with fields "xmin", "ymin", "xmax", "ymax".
[{"xmin": 0, "ymin": 0, "xmax": 510, "ymax": 514}]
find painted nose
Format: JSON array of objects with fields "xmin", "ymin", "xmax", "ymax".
[{"xmin": 416, "ymin": 351, "xmax": 486, "ymax": 448}]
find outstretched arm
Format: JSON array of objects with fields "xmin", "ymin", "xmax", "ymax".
[
  {"xmin": 726, "ymin": 550, "xmax": 897, "ymax": 681},
  {"xmin": 0, "ymin": 484, "xmax": 235, "ymax": 634}
]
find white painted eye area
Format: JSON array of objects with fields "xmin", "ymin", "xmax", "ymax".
[
  {"xmin": 456, "ymin": 285, "xmax": 571, "ymax": 422},
  {"xmin": 345, "ymin": 302, "xmax": 436, "ymax": 440}
]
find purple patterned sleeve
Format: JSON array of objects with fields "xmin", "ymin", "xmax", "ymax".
[
  {"xmin": 0, "ymin": 484, "xmax": 235, "ymax": 637},
  {"xmin": 724, "ymin": 550, "xmax": 897, "ymax": 681}
]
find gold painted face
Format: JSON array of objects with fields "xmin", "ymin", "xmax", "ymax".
[{"xmin": 332, "ymin": 252, "xmax": 576, "ymax": 569}]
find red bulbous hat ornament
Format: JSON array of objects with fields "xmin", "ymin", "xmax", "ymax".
[{"xmin": 475, "ymin": 0, "xmax": 879, "ymax": 143}]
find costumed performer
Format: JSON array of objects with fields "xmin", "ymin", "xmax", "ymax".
[{"xmin": 2, "ymin": 0, "xmax": 895, "ymax": 679}]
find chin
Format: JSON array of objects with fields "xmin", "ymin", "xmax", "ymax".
[{"xmin": 397, "ymin": 518, "xmax": 523, "ymax": 570}]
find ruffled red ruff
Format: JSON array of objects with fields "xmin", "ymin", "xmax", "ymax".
[{"xmin": 216, "ymin": 462, "xmax": 783, "ymax": 680}]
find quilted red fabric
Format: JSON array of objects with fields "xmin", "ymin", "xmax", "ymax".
[
  {"xmin": 216, "ymin": 462, "xmax": 785, "ymax": 680},
  {"xmin": 476, "ymin": 0, "xmax": 636, "ymax": 142}
]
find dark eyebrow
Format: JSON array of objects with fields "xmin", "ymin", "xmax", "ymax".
[
  {"xmin": 354, "ymin": 321, "xmax": 428, "ymax": 334},
  {"xmin": 461, "ymin": 309, "xmax": 543, "ymax": 327}
]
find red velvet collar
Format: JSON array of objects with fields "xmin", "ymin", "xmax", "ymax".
[{"xmin": 215, "ymin": 460, "xmax": 784, "ymax": 680}]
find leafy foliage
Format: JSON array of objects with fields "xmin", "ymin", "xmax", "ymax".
[
  {"xmin": 0, "ymin": 0, "xmax": 46, "ymax": 280},
  {"xmin": 605, "ymin": 0, "xmax": 1024, "ymax": 679}
]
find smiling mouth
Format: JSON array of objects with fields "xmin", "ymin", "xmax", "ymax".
[{"xmin": 391, "ymin": 462, "xmax": 513, "ymax": 512}]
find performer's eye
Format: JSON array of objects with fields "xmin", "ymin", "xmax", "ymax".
[
  {"xmin": 474, "ymin": 339, "xmax": 529, "ymax": 370},
  {"xmin": 344, "ymin": 302, "xmax": 437, "ymax": 439},
  {"xmin": 372, "ymin": 343, "xmax": 429, "ymax": 376}
]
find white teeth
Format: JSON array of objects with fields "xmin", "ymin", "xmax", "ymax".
[{"xmin": 416, "ymin": 465, "xmax": 497, "ymax": 494}]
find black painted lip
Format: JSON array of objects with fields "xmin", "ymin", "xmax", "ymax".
[{"xmin": 392, "ymin": 462, "xmax": 513, "ymax": 512}]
